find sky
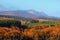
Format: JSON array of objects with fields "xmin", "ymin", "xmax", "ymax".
[{"xmin": 0, "ymin": 0, "xmax": 60, "ymax": 17}]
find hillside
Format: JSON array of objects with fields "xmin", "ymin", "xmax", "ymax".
[
  {"xmin": 0, "ymin": 10, "xmax": 60, "ymax": 21},
  {"xmin": 0, "ymin": 10, "xmax": 49, "ymax": 18}
]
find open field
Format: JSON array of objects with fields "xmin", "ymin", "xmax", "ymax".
[
  {"xmin": 0, "ymin": 0, "xmax": 60, "ymax": 40},
  {"xmin": 0, "ymin": 20, "xmax": 60, "ymax": 40}
]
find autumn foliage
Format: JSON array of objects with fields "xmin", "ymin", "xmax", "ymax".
[{"xmin": 0, "ymin": 21, "xmax": 60, "ymax": 40}]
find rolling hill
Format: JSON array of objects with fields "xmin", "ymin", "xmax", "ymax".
[{"xmin": 0, "ymin": 10, "xmax": 60, "ymax": 20}]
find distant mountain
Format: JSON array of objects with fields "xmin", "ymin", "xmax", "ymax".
[
  {"xmin": 0, "ymin": 10, "xmax": 38, "ymax": 18},
  {"xmin": 27, "ymin": 10, "xmax": 48, "ymax": 18},
  {"xmin": 0, "ymin": 10, "xmax": 48, "ymax": 18},
  {"xmin": 0, "ymin": 10, "xmax": 60, "ymax": 20}
]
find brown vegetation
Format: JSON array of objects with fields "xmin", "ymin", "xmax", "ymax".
[{"xmin": 0, "ymin": 22, "xmax": 60, "ymax": 40}]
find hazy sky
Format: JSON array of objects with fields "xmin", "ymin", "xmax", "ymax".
[{"xmin": 0, "ymin": 0, "xmax": 60, "ymax": 17}]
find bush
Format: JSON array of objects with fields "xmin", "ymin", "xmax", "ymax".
[
  {"xmin": 30, "ymin": 20, "xmax": 39, "ymax": 23},
  {"xmin": 0, "ymin": 20, "xmax": 21, "ymax": 28}
]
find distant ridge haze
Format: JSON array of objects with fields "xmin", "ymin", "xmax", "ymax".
[
  {"xmin": 0, "ymin": 10, "xmax": 60, "ymax": 20},
  {"xmin": 0, "ymin": 10, "xmax": 49, "ymax": 18}
]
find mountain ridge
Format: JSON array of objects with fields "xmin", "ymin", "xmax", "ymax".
[{"xmin": 0, "ymin": 10, "xmax": 60, "ymax": 20}]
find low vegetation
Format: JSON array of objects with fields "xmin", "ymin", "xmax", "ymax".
[{"xmin": 0, "ymin": 20, "xmax": 60, "ymax": 40}]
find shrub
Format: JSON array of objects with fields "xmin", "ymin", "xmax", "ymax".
[
  {"xmin": 30, "ymin": 20, "xmax": 39, "ymax": 23},
  {"xmin": 0, "ymin": 20, "xmax": 21, "ymax": 28}
]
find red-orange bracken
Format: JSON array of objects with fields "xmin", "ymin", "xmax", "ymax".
[{"xmin": 0, "ymin": 23, "xmax": 60, "ymax": 40}]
